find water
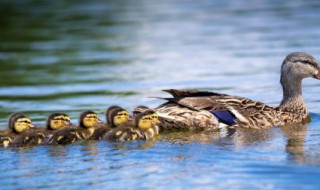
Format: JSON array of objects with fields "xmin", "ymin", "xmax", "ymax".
[{"xmin": 1, "ymin": 0, "xmax": 320, "ymax": 189}]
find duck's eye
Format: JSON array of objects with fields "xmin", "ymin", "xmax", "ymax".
[
  {"xmin": 301, "ymin": 60, "xmax": 310, "ymax": 64},
  {"xmin": 87, "ymin": 115, "xmax": 98, "ymax": 119}
]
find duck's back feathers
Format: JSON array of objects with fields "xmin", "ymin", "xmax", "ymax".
[{"xmin": 156, "ymin": 89, "xmax": 283, "ymax": 129}]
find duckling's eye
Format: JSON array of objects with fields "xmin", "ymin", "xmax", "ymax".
[
  {"xmin": 143, "ymin": 117, "xmax": 152, "ymax": 120},
  {"xmin": 152, "ymin": 115, "xmax": 158, "ymax": 119},
  {"xmin": 117, "ymin": 112, "xmax": 129, "ymax": 116},
  {"xmin": 19, "ymin": 120, "xmax": 31, "ymax": 124},
  {"xmin": 87, "ymin": 116, "xmax": 97, "ymax": 119}
]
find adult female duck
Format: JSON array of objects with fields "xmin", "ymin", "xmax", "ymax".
[{"xmin": 156, "ymin": 52, "xmax": 320, "ymax": 130}]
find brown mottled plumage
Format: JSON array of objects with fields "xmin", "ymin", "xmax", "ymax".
[{"xmin": 156, "ymin": 52, "xmax": 320, "ymax": 130}]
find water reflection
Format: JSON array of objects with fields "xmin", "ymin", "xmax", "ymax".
[{"xmin": 281, "ymin": 118, "xmax": 310, "ymax": 165}]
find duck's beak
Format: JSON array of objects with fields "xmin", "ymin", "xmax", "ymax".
[
  {"xmin": 29, "ymin": 124, "xmax": 35, "ymax": 128},
  {"xmin": 314, "ymin": 70, "xmax": 320, "ymax": 79}
]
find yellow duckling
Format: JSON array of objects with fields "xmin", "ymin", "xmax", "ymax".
[
  {"xmin": 46, "ymin": 113, "xmax": 72, "ymax": 131},
  {"xmin": 0, "ymin": 113, "xmax": 35, "ymax": 148},
  {"xmin": 103, "ymin": 109, "xmax": 160, "ymax": 142},
  {"xmin": 10, "ymin": 113, "xmax": 72, "ymax": 147},
  {"xmin": 90, "ymin": 106, "xmax": 130, "ymax": 140},
  {"xmin": 48, "ymin": 110, "xmax": 102, "ymax": 145}
]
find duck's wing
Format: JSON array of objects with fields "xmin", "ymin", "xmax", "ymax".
[
  {"xmin": 157, "ymin": 89, "xmax": 281, "ymax": 129},
  {"xmin": 162, "ymin": 89, "xmax": 227, "ymax": 98}
]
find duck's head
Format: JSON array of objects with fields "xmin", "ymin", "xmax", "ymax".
[
  {"xmin": 134, "ymin": 109, "xmax": 160, "ymax": 130},
  {"xmin": 107, "ymin": 107, "xmax": 129, "ymax": 127},
  {"xmin": 8, "ymin": 113, "xmax": 34, "ymax": 133},
  {"xmin": 281, "ymin": 52, "xmax": 320, "ymax": 82},
  {"xmin": 79, "ymin": 110, "xmax": 103, "ymax": 128},
  {"xmin": 132, "ymin": 105, "xmax": 149, "ymax": 117},
  {"xmin": 46, "ymin": 113, "xmax": 72, "ymax": 130}
]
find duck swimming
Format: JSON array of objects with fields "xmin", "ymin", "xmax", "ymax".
[
  {"xmin": 89, "ymin": 106, "xmax": 130, "ymax": 140},
  {"xmin": 48, "ymin": 110, "xmax": 102, "ymax": 145},
  {"xmin": 7, "ymin": 113, "xmax": 72, "ymax": 147},
  {"xmin": 0, "ymin": 113, "xmax": 34, "ymax": 147},
  {"xmin": 155, "ymin": 52, "xmax": 320, "ymax": 130},
  {"xmin": 103, "ymin": 109, "xmax": 160, "ymax": 141}
]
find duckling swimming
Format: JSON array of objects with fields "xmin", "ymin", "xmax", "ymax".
[
  {"xmin": 48, "ymin": 110, "xmax": 102, "ymax": 145},
  {"xmin": 0, "ymin": 113, "xmax": 35, "ymax": 147},
  {"xmin": 103, "ymin": 109, "xmax": 160, "ymax": 142},
  {"xmin": 9, "ymin": 113, "xmax": 72, "ymax": 147},
  {"xmin": 89, "ymin": 106, "xmax": 130, "ymax": 140}
]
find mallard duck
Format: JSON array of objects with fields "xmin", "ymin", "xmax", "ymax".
[
  {"xmin": 9, "ymin": 113, "xmax": 72, "ymax": 147},
  {"xmin": 89, "ymin": 106, "xmax": 130, "ymax": 140},
  {"xmin": 155, "ymin": 52, "xmax": 320, "ymax": 130},
  {"xmin": 48, "ymin": 110, "xmax": 102, "ymax": 145},
  {"xmin": 0, "ymin": 113, "xmax": 35, "ymax": 147},
  {"xmin": 103, "ymin": 109, "xmax": 160, "ymax": 141}
]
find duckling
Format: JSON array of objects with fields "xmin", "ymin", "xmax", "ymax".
[
  {"xmin": 132, "ymin": 105, "xmax": 149, "ymax": 117},
  {"xmin": 89, "ymin": 106, "xmax": 130, "ymax": 140},
  {"xmin": 11, "ymin": 113, "xmax": 73, "ymax": 147},
  {"xmin": 0, "ymin": 113, "xmax": 34, "ymax": 147},
  {"xmin": 48, "ymin": 110, "xmax": 102, "ymax": 145},
  {"xmin": 103, "ymin": 109, "xmax": 160, "ymax": 142}
]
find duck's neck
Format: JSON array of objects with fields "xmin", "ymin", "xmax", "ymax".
[{"xmin": 279, "ymin": 75, "xmax": 307, "ymax": 114}]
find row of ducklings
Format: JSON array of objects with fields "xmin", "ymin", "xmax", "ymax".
[{"xmin": 0, "ymin": 106, "xmax": 160, "ymax": 148}]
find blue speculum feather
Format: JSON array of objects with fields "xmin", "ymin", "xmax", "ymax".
[{"xmin": 211, "ymin": 110, "xmax": 236, "ymax": 125}]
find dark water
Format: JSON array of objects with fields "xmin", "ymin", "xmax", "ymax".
[{"xmin": 1, "ymin": 0, "xmax": 320, "ymax": 189}]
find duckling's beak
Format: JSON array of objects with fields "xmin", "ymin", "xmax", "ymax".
[
  {"xmin": 65, "ymin": 121, "xmax": 72, "ymax": 126},
  {"xmin": 152, "ymin": 120, "xmax": 160, "ymax": 125},
  {"xmin": 29, "ymin": 124, "xmax": 35, "ymax": 128},
  {"xmin": 97, "ymin": 119, "xmax": 103, "ymax": 124}
]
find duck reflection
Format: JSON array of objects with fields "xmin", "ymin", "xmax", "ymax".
[
  {"xmin": 231, "ymin": 127, "xmax": 277, "ymax": 147},
  {"xmin": 159, "ymin": 129, "xmax": 222, "ymax": 144},
  {"xmin": 280, "ymin": 117, "xmax": 310, "ymax": 165}
]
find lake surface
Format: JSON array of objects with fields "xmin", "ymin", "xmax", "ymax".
[{"xmin": 1, "ymin": 0, "xmax": 320, "ymax": 189}]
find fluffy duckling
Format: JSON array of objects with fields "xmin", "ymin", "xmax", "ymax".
[
  {"xmin": 46, "ymin": 113, "xmax": 72, "ymax": 131},
  {"xmin": 48, "ymin": 110, "xmax": 102, "ymax": 145},
  {"xmin": 0, "ymin": 113, "xmax": 35, "ymax": 147},
  {"xmin": 89, "ymin": 106, "xmax": 130, "ymax": 140},
  {"xmin": 132, "ymin": 105, "xmax": 149, "ymax": 117},
  {"xmin": 12, "ymin": 113, "xmax": 72, "ymax": 147},
  {"xmin": 103, "ymin": 109, "xmax": 160, "ymax": 142}
]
